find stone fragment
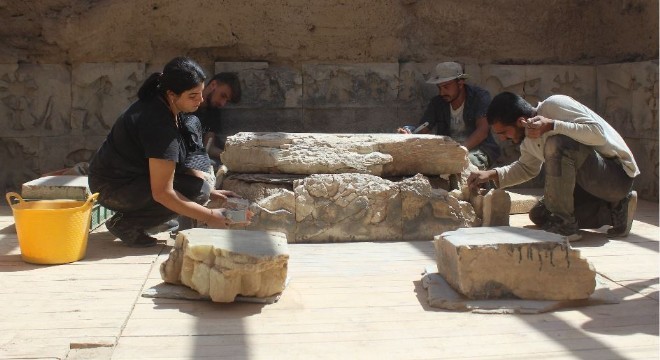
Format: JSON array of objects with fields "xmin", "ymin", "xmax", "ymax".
[
  {"xmin": 482, "ymin": 189, "xmax": 511, "ymax": 226},
  {"xmin": 434, "ymin": 227, "xmax": 597, "ymax": 300},
  {"xmin": 294, "ymin": 173, "xmax": 402, "ymax": 242},
  {"xmin": 21, "ymin": 175, "xmax": 91, "ymax": 200},
  {"xmin": 400, "ymin": 174, "xmax": 479, "ymax": 240},
  {"xmin": 507, "ymin": 190, "xmax": 542, "ymax": 214},
  {"xmin": 160, "ymin": 228, "xmax": 289, "ymax": 303},
  {"xmin": 221, "ymin": 132, "xmax": 468, "ymax": 176}
]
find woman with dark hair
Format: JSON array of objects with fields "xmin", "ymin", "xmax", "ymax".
[{"xmin": 89, "ymin": 57, "xmax": 241, "ymax": 247}]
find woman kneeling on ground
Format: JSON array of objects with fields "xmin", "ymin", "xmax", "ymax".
[{"xmin": 89, "ymin": 56, "xmax": 245, "ymax": 247}]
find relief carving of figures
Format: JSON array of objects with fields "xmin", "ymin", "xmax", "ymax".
[
  {"xmin": 0, "ymin": 72, "xmax": 38, "ymax": 131},
  {"xmin": 0, "ymin": 65, "xmax": 71, "ymax": 133},
  {"xmin": 0, "ymin": 138, "xmax": 39, "ymax": 194}
]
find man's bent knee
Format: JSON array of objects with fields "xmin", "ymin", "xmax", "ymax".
[{"xmin": 543, "ymin": 135, "xmax": 580, "ymax": 159}]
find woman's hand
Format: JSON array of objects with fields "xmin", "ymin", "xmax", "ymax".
[
  {"xmin": 204, "ymin": 208, "xmax": 230, "ymax": 229},
  {"xmin": 204, "ymin": 208, "xmax": 254, "ymax": 228}
]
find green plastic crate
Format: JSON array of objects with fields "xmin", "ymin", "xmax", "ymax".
[{"xmin": 90, "ymin": 203, "xmax": 115, "ymax": 230}]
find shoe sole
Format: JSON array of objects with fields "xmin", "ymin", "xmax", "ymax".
[{"xmin": 607, "ymin": 191, "xmax": 637, "ymax": 238}]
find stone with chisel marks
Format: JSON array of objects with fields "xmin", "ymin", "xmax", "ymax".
[{"xmin": 434, "ymin": 227, "xmax": 596, "ymax": 300}]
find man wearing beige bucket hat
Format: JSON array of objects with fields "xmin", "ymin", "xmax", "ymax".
[{"xmin": 398, "ymin": 61, "xmax": 499, "ymax": 171}]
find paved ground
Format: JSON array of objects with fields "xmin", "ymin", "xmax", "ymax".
[{"xmin": 0, "ymin": 196, "xmax": 658, "ymax": 359}]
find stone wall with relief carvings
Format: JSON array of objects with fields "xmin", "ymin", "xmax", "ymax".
[{"xmin": 0, "ymin": 61, "xmax": 657, "ymax": 201}]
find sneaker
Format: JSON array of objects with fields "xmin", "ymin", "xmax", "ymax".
[
  {"xmin": 124, "ymin": 233, "xmax": 158, "ymax": 248},
  {"xmin": 529, "ymin": 197, "xmax": 551, "ymax": 227},
  {"xmin": 105, "ymin": 213, "xmax": 125, "ymax": 238},
  {"xmin": 607, "ymin": 191, "xmax": 637, "ymax": 238},
  {"xmin": 542, "ymin": 215, "xmax": 582, "ymax": 242},
  {"xmin": 146, "ymin": 219, "xmax": 179, "ymax": 235},
  {"xmin": 106, "ymin": 213, "xmax": 158, "ymax": 247}
]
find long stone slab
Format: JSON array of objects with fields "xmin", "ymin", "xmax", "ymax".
[
  {"xmin": 434, "ymin": 227, "xmax": 597, "ymax": 300},
  {"xmin": 160, "ymin": 228, "xmax": 289, "ymax": 303},
  {"xmin": 221, "ymin": 132, "xmax": 468, "ymax": 176}
]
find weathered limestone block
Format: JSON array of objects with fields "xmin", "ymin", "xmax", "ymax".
[
  {"xmin": 160, "ymin": 228, "xmax": 289, "ymax": 303},
  {"xmin": 21, "ymin": 175, "xmax": 91, "ymax": 200},
  {"xmin": 221, "ymin": 132, "xmax": 468, "ymax": 176},
  {"xmin": 482, "ymin": 189, "xmax": 511, "ymax": 226},
  {"xmin": 294, "ymin": 173, "xmax": 402, "ymax": 242},
  {"xmin": 434, "ymin": 227, "xmax": 597, "ymax": 300},
  {"xmin": 400, "ymin": 174, "xmax": 479, "ymax": 240}
]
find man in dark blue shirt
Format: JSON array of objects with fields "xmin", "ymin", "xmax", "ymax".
[
  {"xmin": 398, "ymin": 62, "xmax": 500, "ymax": 170},
  {"xmin": 193, "ymin": 72, "xmax": 242, "ymax": 172}
]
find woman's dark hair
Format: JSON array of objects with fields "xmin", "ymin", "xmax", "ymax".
[
  {"xmin": 138, "ymin": 57, "xmax": 206, "ymax": 101},
  {"xmin": 210, "ymin": 72, "xmax": 242, "ymax": 103},
  {"xmin": 486, "ymin": 91, "xmax": 535, "ymax": 125}
]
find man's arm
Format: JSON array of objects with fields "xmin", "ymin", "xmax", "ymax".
[
  {"xmin": 203, "ymin": 132, "xmax": 224, "ymax": 159},
  {"xmin": 462, "ymin": 115, "xmax": 489, "ymax": 150},
  {"xmin": 467, "ymin": 169, "xmax": 499, "ymax": 189}
]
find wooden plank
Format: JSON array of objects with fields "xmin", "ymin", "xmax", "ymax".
[{"xmin": 112, "ymin": 329, "xmax": 659, "ymax": 359}]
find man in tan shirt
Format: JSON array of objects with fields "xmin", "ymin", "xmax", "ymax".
[{"xmin": 468, "ymin": 92, "xmax": 639, "ymax": 241}]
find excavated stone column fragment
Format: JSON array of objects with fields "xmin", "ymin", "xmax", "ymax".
[
  {"xmin": 434, "ymin": 227, "xmax": 596, "ymax": 300},
  {"xmin": 221, "ymin": 132, "xmax": 468, "ymax": 176},
  {"xmin": 160, "ymin": 228, "xmax": 289, "ymax": 303}
]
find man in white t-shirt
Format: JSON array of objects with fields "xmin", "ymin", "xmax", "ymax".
[
  {"xmin": 467, "ymin": 92, "xmax": 639, "ymax": 241},
  {"xmin": 397, "ymin": 62, "xmax": 500, "ymax": 171}
]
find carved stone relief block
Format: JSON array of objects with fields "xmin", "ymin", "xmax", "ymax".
[
  {"xmin": 214, "ymin": 62, "xmax": 303, "ymax": 109},
  {"xmin": 596, "ymin": 61, "xmax": 659, "ymax": 140},
  {"xmin": 398, "ymin": 62, "xmax": 437, "ymax": 106},
  {"xmin": 71, "ymin": 63, "xmax": 146, "ymax": 136},
  {"xmin": 0, "ymin": 63, "xmax": 71, "ymax": 136},
  {"xmin": 482, "ymin": 65, "xmax": 596, "ymax": 108},
  {"xmin": 398, "ymin": 62, "xmax": 482, "ymax": 106},
  {"xmin": 38, "ymin": 135, "xmax": 105, "ymax": 175},
  {"xmin": 302, "ymin": 107, "xmax": 399, "ymax": 133},
  {"xmin": 627, "ymin": 138, "xmax": 659, "ymax": 201},
  {"xmin": 0, "ymin": 137, "xmax": 40, "ymax": 194},
  {"xmin": 294, "ymin": 173, "xmax": 402, "ymax": 242},
  {"xmin": 220, "ymin": 109, "xmax": 304, "ymax": 135},
  {"xmin": 302, "ymin": 63, "xmax": 399, "ymax": 108}
]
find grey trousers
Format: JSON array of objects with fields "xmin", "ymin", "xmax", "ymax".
[{"xmin": 530, "ymin": 135, "xmax": 634, "ymax": 227}]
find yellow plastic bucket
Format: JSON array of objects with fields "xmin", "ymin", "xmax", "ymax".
[{"xmin": 5, "ymin": 192, "xmax": 99, "ymax": 265}]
